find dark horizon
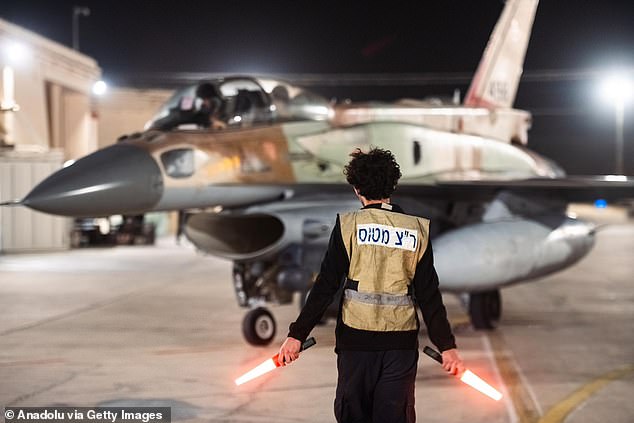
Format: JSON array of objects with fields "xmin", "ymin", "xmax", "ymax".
[{"xmin": 1, "ymin": 0, "xmax": 633, "ymax": 175}]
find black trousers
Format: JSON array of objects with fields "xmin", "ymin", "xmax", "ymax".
[{"xmin": 334, "ymin": 349, "xmax": 418, "ymax": 423}]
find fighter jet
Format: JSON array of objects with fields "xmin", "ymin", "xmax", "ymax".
[{"xmin": 5, "ymin": 0, "xmax": 634, "ymax": 345}]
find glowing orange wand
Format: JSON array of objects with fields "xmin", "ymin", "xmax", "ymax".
[
  {"xmin": 235, "ymin": 337, "xmax": 317, "ymax": 386},
  {"xmin": 423, "ymin": 346, "xmax": 503, "ymax": 401}
]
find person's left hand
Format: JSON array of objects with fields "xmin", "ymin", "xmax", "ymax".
[
  {"xmin": 441, "ymin": 348, "xmax": 465, "ymax": 376},
  {"xmin": 277, "ymin": 337, "xmax": 301, "ymax": 366}
]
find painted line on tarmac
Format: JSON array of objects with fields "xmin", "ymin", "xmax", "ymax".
[
  {"xmin": 513, "ymin": 349, "xmax": 544, "ymax": 417},
  {"xmin": 487, "ymin": 331, "xmax": 541, "ymax": 423},
  {"xmin": 536, "ymin": 365, "xmax": 634, "ymax": 423},
  {"xmin": 0, "ymin": 358, "xmax": 66, "ymax": 367},
  {"xmin": 481, "ymin": 335, "xmax": 519, "ymax": 423}
]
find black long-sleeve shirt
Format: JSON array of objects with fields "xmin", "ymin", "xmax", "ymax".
[{"xmin": 288, "ymin": 203, "xmax": 457, "ymax": 352}]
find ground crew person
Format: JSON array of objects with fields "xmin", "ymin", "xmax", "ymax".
[{"xmin": 278, "ymin": 147, "xmax": 465, "ymax": 423}]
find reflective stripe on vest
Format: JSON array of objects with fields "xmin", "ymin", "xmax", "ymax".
[
  {"xmin": 339, "ymin": 206, "xmax": 430, "ymax": 332},
  {"xmin": 344, "ymin": 288, "xmax": 414, "ymax": 306}
]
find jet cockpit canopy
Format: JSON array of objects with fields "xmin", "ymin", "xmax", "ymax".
[{"xmin": 145, "ymin": 77, "xmax": 332, "ymax": 131}]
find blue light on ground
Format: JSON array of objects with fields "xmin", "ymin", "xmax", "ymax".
[{"xmin": 594, "ymin": 199, "xmax": 608, "ymax": 209}]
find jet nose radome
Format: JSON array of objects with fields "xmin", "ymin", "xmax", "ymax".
[{"xmin": 23, "ymin": 144, "xmax": 163, "ymax": 217}]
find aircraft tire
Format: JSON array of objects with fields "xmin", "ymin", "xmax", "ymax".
[
  {"xmin": 469, "ymin": 290, "xmax": 501, "ymax": 330},
  {"xmin": 242, "ymin": 307, "xmax": 276, "ymax": 346}
]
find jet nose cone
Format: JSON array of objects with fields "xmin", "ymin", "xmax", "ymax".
[{"xmin": 24, "ymin": 144, "xmax": 163, "ymax": 217}]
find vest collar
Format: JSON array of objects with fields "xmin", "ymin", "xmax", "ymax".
[{"xmin": 362, "ymin": 202, "xmax": 404, "ymax": 213}]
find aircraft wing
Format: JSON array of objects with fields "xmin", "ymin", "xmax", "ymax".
[
  {"xmin": 430, "ymin": 176, "xmax": 634, "ymax": 203},
  {"xmin": 284, "ymin": 176, "xmax": 634, "ymax": 203}
]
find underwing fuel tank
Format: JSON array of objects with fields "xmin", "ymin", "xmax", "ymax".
[{"xmin": 433, "ymin": 216, "xmax": 596, "ymax": 292}]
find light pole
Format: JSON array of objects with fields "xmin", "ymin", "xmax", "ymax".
[
  {"xmin": 72, "ymin": 6, "xmax": 90, "ymax": 51},
  {"xmin": 600, "ymin": 73, "xmax": 633, "ymax": 175},
  {"xmin": 615, "ymin": 97, "xmax": 625, "ymax": 175},
  {"xmin": 1, "ymin": 41, "xmax": 30, "ymax": 146}
]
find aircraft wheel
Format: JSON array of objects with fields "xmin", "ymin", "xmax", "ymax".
[
  {"xmin": 469, "ymin": 290, "xmax": 501, "ymax": 330},
  {"xmin": 490, "ymin": 290, "xmax": 502, "ymax": 321},
  {"xmin": 242, "ymin": 307, "xmax": 276, "ymax": 346}
]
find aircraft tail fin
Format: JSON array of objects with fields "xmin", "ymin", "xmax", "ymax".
[{"xmin": 464, "ymin": 0, "xmax": 539, "ymax": 109}]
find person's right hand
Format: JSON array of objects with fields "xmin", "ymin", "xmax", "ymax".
[
  {"xmin": 277, "ymin": 337, "xmax": 302, "ymax": 366},
  {"xmin": 441, "ymin": 348, "xmax": 465, "ymax": 376}
]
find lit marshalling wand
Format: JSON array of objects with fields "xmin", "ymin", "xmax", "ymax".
[
  {"xmin": 423, "ymin": 346, "xmax": 503, "ymax": 401},
  {"xmin": 235, "ymin": 337, "xmax": 317, "ymax": 386}
]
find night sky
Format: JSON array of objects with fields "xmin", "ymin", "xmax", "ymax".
[{"xmin": 1, "ymin": 0, "xmax": 633, "ymax": 175}]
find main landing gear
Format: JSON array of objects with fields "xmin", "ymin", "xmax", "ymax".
[{"xmin": 468, "ymin": 289, "xmax": 501, "ymax": 329}]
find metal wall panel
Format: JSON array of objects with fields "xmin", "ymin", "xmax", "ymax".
[{"xmin": 0, "ymin": 152, "xmax": 69, "ymax": 252}]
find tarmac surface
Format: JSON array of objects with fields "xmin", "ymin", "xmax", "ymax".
[{"xmin": 1, "ymin": 206, "xmax": 632, "ymax": 423}]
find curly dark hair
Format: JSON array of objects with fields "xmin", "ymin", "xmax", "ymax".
[{"xmin": 343, "ymin": 147, "xmax": 402, "ymax": 200}]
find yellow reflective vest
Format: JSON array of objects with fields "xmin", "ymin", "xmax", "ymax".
[{"xmin": 339, "ymin": 203, "xmax": 430, "ymax": 332}]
